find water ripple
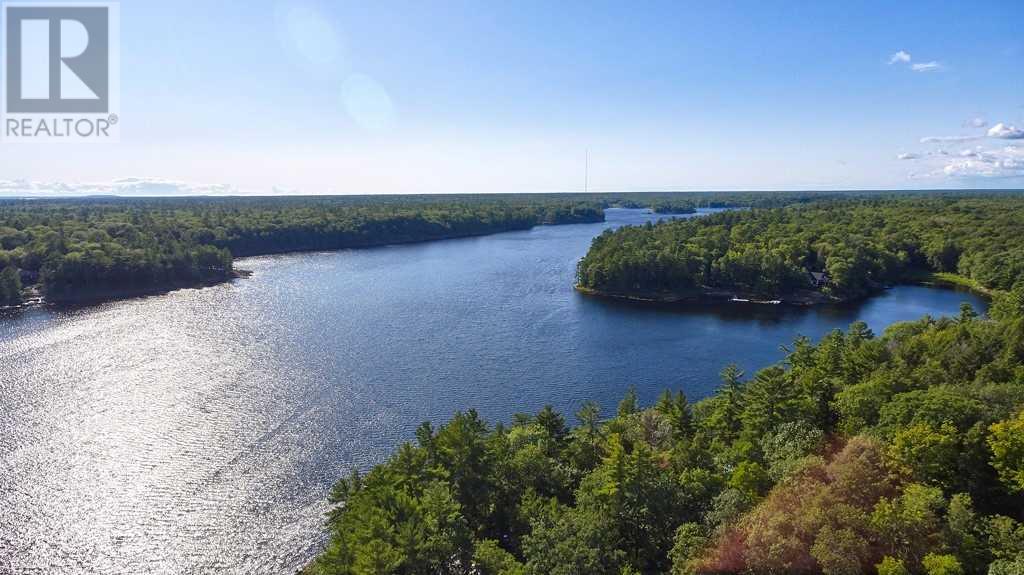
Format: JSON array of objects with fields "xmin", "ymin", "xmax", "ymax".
[{"xmin": 0, "ymin": 209, "xmax": 986, "ymax": 574}]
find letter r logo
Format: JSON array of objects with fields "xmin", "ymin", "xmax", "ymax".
[{"xmin": 4, "ymin": 5, "xmax": 110, "ymax": 113}]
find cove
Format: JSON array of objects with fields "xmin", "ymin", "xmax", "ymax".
[{"xmin": 0, "ymin": 208, "xmax": 987, "ymax": 575}]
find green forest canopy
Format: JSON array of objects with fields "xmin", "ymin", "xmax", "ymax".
[
  {"xmin": 2, "ymin": 189, "xmax": 1019, "ymax": 305},
  {"xmin": 577, "ymin": 196, "xmax": 1024, "ymax": 300},
  {"xmin": 0, "ymin": 194, "xmax": 610, "ymax": 303},
  {"xmin": 310, "ymin": 290, "xmax": 1024, "ymax": 575}
]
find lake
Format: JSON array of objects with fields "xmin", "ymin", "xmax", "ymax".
[{"xmin": 0, "ymin": 208, "xmax": 987, "ymax": 574}]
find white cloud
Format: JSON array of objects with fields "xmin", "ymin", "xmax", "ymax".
[
  {"xmin": 0, "ymin": 177, "xmax": 239, "ymax": 197},
  {"xmin": 920, "ymin": 135, "xmax": 981, "ymax": 143},
  {"xmin": 940, "ymin": 146, "xmax": 1024, "ymax": 178},
  {"xmin": 907, "ymin": 119, "xmax": 1024, "ymax": 179},
  {"xmin": 918, "ymin": 122, "xmax": 1023, "ymax": 146},
  {"xmin": 988, "ymin": 122, "xmax": 1024, "ymax": 139},
  {"xmin": 911, "ymin": 61, "xmax": 942, "ymax": 72},
  {"xmin": 896, "ymin": 152, "xmax": 919, "ymax": 160},
  {"xmin": 888, "ymin": 50, "xmax": 942, "ymax": 72},
  {"xmin": 888, "ymin": 50, "xmax": 911, "ymax": 64}
]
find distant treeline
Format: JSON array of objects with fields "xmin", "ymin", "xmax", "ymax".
[
  {"xmin": 3, "ymin": 190, "xmax": 1022, "ymax": 305},
  {"xmin": 577, "ymin": 196, "xmax": 1024, "ymax": 300},
  {"xmin": 309, "ymin": 293, "xmax": 1024, "ymax": 575},
  {"xmin": 589, "ymin": 189, "xmax": 1024, "ymax": 212},
  {"xmin": 0, "ymin": 195, "xmax": 607, "ymax": 303},
  {"xmin": 0, "ymin": 191, "xmax": 824, "ymax": 305}
]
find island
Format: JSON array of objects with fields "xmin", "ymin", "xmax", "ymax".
[{"xmin": 576, "ymin": 196, "xmax": 1024, "ymax": 306}]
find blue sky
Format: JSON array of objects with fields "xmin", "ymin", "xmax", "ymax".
[{"xmin": 2, "ymin": 0, "xmax": 1023, "ymax": 195}]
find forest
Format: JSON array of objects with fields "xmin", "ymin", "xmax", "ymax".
[
  {"xmin": 576, "ymin": 196, "xmax": 1024, "ymax": 301},
  {"xmin": 0, "ymin": 195, "xmax": 606, "ymax": 304},
  {"xmin": 309, "ymin": 287, "xmax": 1024, "ymax": 575},
  {"xmin": 1, "ymin": 190, "xmax": 1015, "ymax": 306}
]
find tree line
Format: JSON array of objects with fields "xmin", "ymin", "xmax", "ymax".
[
  {"xmin": 4, "ymin": 191, "xmax": 1017, "ymax": 305},
  {"xmin": 310, "ymin": 288, "xmax": 1024, "ymax": 575},
  {"xmin": 0, "ymin": 195, "xmax": 606, "ymax": 303},
  {"xmin": 577, "ymin": 197, "xmax": 1024, "ymax": 300},
  {"xmin": 0, "ymin": 190, "xmax": 898, "ymax": 305}
]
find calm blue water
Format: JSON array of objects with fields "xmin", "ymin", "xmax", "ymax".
[{"xmin": 0, "ymin": 208, "xmax": 987, "ymax": 574}]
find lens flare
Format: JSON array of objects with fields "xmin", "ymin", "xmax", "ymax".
[
  {"xmin": 277, "ymin": 2, "xmax": 344, "ymax": 70},
  {"xmin": 341, "ymin": 74, "xmax": 395, "ymax": 134}
]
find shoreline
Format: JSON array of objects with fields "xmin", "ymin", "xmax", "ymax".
[
  {"xmin": 226, "ymin": 215, "xmax": 604, "ymax": 259},
  {"xmin": 576, "ymin": 271, "xmax": 997, "ymax": 308},
  {"xmin": 3, "ymin": 216, "xmax": 606, "ymax": 311},
  {"xmin": 2, "ymin": 269, "xmax": 253, "ymax": 310},
  {"xmin": 906, "ymin": 271, "xmax": 997, "ymax": 299},
  {"xmin": 574, "ymin": 285, "xmax": 841, "ymax": 306}
]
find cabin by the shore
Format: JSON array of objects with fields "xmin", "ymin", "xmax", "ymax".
[{"xmin": 809, "ymin": 271, "xmax": 830, "ymax": 288}]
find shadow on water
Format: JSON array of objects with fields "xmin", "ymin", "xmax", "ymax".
[{"xmin": 579, "ymin": 284, "xmax": 988, "ymax": 328}]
